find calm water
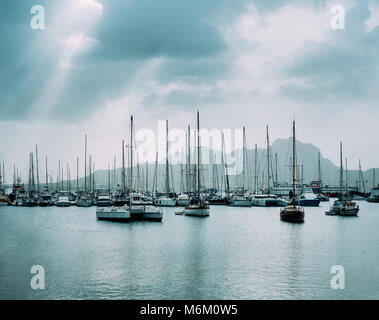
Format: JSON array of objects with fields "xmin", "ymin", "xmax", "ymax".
[{"xmin": 0, "ymin": 200, "xmax": 379, "ymax": 300}]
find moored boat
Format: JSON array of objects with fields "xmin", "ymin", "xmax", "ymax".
[
  {"xmin": 325, "ymin": 143, "xmax": 359, "ymax": 217},
  {"xmin": 326, "ymin": 200, "xmax": 359, "ymax": 216},
  {"xmin": 77, "ymin": 195, "xmax": 92, "ymax": 207},
  {"xmin": 280, "ymin": 120, "xmax": 305, "ymax": 223},
  {"xmin": 176, "ymin": 193, "xmax": 191, "ymax": 207},
  {"xmin": 96, "ymin": 206, "xmax": 131, "ymax": 222},
  {"xmin": 367, "ymin": 186, "xmax": 379, "ymax": 203},
  {"xmin": 280, "ymin": 206, "xmax": 305, "ymax": 222},
  {"xmin": 154, "ymin": 196, "xmax": 176, "ymax": 207},
  {"xmin": 184, "ymin": 198, "xmax": 210, "ymax": 217},
  {"xmin": 96, "ymin": 195, "xmax": 113, "ymax": 207},
  {"xmin": 229, "ymin": 194, "xmax": 252, "ymax": 207},
  {"xmin": 55, "ymin": 196, "xmax": 71, "ymax": 207},
  {"xmin": 184, "ymin": 111, "xmax": 210, "ymax": 218}
]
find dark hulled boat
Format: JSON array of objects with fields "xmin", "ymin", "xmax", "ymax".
[
  {"xmin": 280, "ymin": 120, "xmax": 305, "ymax": 223},
  {"xmin": 280, "ymin": 205, "xmax": 305, "ymax": 222}
]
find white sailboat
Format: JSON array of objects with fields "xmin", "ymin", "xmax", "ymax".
[
  {"xmin": 154, "ymin": 120, "xmax": 177, "ymax": 207},
  {"xmin": 326, "ymin": 142, "xmax": 359, "ymax": 216},
  {"xmin": 230, "ymin": 127, "xmax": 252, "ymax": 207},
  {"xmin": 129, "ymin": 115, "xmax": 163, "ymax": 221}
]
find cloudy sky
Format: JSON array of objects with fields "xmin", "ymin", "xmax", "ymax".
[{"xmin": 1, "ymin": 0, "xmax": 378, "ymax": 182}]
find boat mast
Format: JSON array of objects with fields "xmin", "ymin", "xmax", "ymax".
[
  {"xmin": 187, "ymin": 125, "xmax": 191, "ymax": 195},
  {"xmin": 318, "ymin": 151, "xmax": 322, "ymax": 189},
  {"xmin": 66, "ymin": 162, "xmax": 69, "ymax": 191},
  {"xmin": 122, "ymin": 140, "xmax": 125, "ymax": 193},
  {"xmin": 266, "ymin": 125, "xmax": 270, "ymax": 194},
  {"xmin": 292, "ymin": 121, "xmax": 296, "ymax": 208},
  {"xmin": 68, "ymin": 166, "xmax": 71, "ymax": 191},
  {"xmin": 345, "ymin": 158, "xmax": 348, "ymax": 193},
  {"xmin": 275, "ymin": 153, "xmax": 278, "ymax": 189},
  {"xmin": 56, "ymin": 160, "xmax": 60, "ymax": 192},
  {"xmin": 35, "ymin": 145, "xmax": 40, "ymax": 195},
  {"xmin": 222, "ymin": 132, "xmax": 230, "ymax": 196},
  {"xmin": 46, "ymin": 156, "xmax": 49, "ymax": 191},
  {"xmin": 89, "ymin": 155, "xmax": 92, "ymax": 192},
  {"xmin": 84, "ymin": 135, "xmax": 87, "ymax": 193},
  {"xmin": 242, "ymin": 126, "xmax": 246, "ymax": 192},
  {"xmin": 61, "ymin": 165, "xmax": 64, "ymax": 191},
  {"xmin": 76, "ymin": 156, "xmax": 79, "ymax": 191},
  {"xmin": 165, "ymin": 120, "xmax": 170, "ymax": 195},
  {"xmin": 197, "ymin": 111, "xmax": 201, "ymax": 199},
  {"xmin": 153, "ymin": 152, "xmax": 158, "ymax": 195},
  {"xmin": 339, "ymin": 142, "xmax": 343, "ymax": 201},
  {"xmin": 358, "ymin": 159, "xmax": 366, "ymax": 193},
  {"xmin": 254, "ymin": 144, "xmax": 258, "ymax": 194},
  {"xmin": 145, "ymin": 161, "xmax": 149, "ymax": 194},
  {"xmin": 130, "ymin": 115, "xmax": 134, "ymax": 193},
  {"xmin": 92, "ymin": 162, "xmax": 95, "ymax": 191},
  {"xmin": 108, "ymin": 162, "xmax": 111, "ymax": 195},
  {"xmin": 114, "ymin": 155, "xmax": 116, "ymax": 189}
]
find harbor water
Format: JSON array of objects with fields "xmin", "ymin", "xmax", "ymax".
[{"xmin": 0, "ymin": 201, "xmax": 378, "ymax": 300}]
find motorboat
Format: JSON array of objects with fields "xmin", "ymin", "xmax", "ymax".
[{"xmin": 55, "ymin": 196, "xmax": 71, "ymax": 207}]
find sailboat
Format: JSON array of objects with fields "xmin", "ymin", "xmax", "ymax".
[
  {"xmin": 77, "ymin": 135, "xmax": 93, "ymax": 207},
  {"xmin": 128, "ymin": 115, "xmax": 163, "ymax": 221},
  {"xmin": 325, "ymin": 143, "xmax": 359, "ymax": 216},
  {"xmin": 154, "ymin": 120, "xmax": 177, "ymax": 207},
  {"xmin": 208, "ymin": 132, "xmax": 231, "ymax": 205},
  {"xmin": 184, "ymin": 111, "xmax": 210, "ymax": 217},
  {"xmin": 367, "ymin": 169, "xmax": 379, "ymax": 202},
  {"xmin": 280, "ymin": 121, "xmax": 305, "ymax": 222},
  {"xmin": 230, "ymin": 127, "xmax": 252, "ymax": 207}
]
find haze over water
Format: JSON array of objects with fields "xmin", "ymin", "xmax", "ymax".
[{"xmin": 1, "ymin": 202, "xmax": 378, "ymax": 300}]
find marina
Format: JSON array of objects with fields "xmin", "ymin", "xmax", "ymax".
[{"xmin": 1, "ymin": 0, "xmax": 379, "ymax": 303}]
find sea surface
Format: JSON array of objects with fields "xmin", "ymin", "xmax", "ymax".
[{"xmin": 0, "ymin": 200, "xmax": 378, "ymax": 300}]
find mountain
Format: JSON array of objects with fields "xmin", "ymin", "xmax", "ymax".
[{"xmin": 56, "ymin": 138, "xmax": 378, "ymax": 193}]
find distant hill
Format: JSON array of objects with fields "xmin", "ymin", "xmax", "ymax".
[{"xmin": 54, "ymin": 138, "xmax": 377, "ymax": 193}]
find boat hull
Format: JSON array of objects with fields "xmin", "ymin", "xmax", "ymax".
[
  {"xmin": 96, "ymin": 207, "xmax": 131, "ymax": 222},
  {"xmin": 184, "ymin": 207, "xmax": 210, "ymax": 217},
  {"xmin": 229, "ymin": 200, "xmax": 252, "ymax": 207},
  {"xmin": 251, "ymin": 199, "xmax": 267, "ymax": 207},
  {"xmin": 176, "ymin": 199, "xmax": 190, "ymax": 207},
  {"xmin": 130, "ymin": 206, "xmax": 163, "ymax": 221},
  {"xmin": 77, "ymin": 201, "xmax": 92, "ymax": 207},
  {"xmin": 208, "ymin": 198, "xmax": 230, "ymax": 205},
  {"xmin": 55, "ymin": 202, "xmax": 71, "ymax": 207},
  {"xmin": 154, "ymin": 199, "xmax": 177, "ymax": 207},
  {"xmin": 266, "ymin": 199, "xmax": 287, "ymax": 207},
  {"xmin": 280, "ymin": 207, "xmax": 304, "ymax": 222},
  {"xmin": 296, "ymin": 199, "xmax": 321, "ymax": 207},
  {"xmin": 339, "ymin": 208, "xmax": 359, "ymax": 216}
]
